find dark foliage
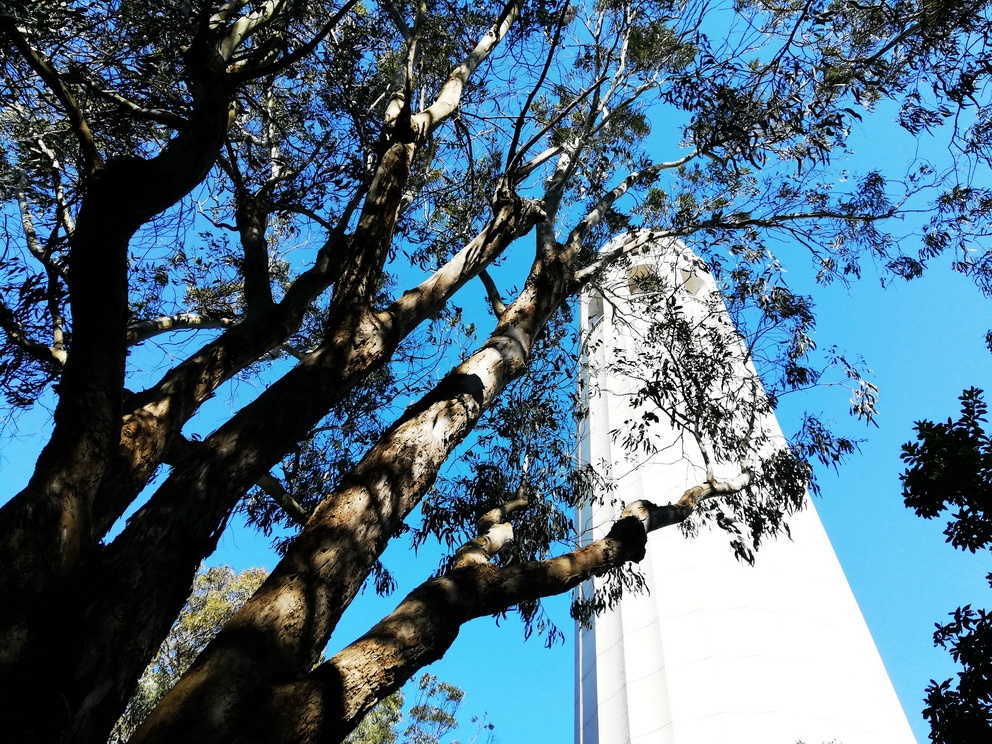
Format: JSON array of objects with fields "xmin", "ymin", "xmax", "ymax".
[{"xmin": 901, "ymin": 388, "xmax": 992, "ymax": 742}]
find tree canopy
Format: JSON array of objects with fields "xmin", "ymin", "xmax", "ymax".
[
  {"xmin": 2, "ymin": 1, "xmax": 992, "ymax": 742},
  {"xmin": 902, "ymin": 388, "xmax": 992, "ymax": 742}
]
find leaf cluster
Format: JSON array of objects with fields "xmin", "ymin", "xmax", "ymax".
[
  {"xmin": 902, "ymin": 388, "xmax": 992, "ymax": 552},
  {"xmin": 901, "ymin": 388, "xmax": 992, "ymax": 741}
]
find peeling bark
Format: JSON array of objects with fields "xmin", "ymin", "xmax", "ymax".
[
  {"xmin": 128, "ymin": 237, "xmax": 566, "ymax": 744},
  {"xmin": 178, "ymin": 500, "xmax": 685, "ymax": 743},
  {"xmin": 52, "ymin": 188, "xmax": 541, "ymax": 743}
]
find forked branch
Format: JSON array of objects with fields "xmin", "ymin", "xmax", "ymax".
[
  {"xmin": 453, "ymin": 491, "xmax": 530, "ymax": 568},
  {"xmin": 0, "ymin": 300, "xmax": 66, "ymax": 368},
  {"xmin": 271, "ymin": 471, "xmax": 751, "ymax": 743}
]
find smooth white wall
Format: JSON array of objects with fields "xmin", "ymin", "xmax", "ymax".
[{"xmin": 575, "ymin": 237, "xmax": 915, "ymax": 744}]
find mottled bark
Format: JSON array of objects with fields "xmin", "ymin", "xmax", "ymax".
[
  {"xmin": 158, "ymin": 498, "xmax": 681, "ymax": 744},
  {"xmin": 0, "ymin": 20, "xmax": 237, "ymax": 740},
  {"xmin": 294, "ymin": 514, "xmax": 650, "ymax": 743},
  {"xmin": 88, "ymin": 229, "xmax": 350, "ymax": 540},
  {"xmin": 128, "ymin": 238, "xmax": 567, "ymax": 744},
  {"xmin": 0, "ymin": 162, "xmax": 232, "ymax": 744},
  {"xmin": 49, "ymin": 189, "xmax": 541, "ymax": 744},
  {"xmin": 244, "ymin": 475, "xmax": 749, "ymax": 744},
  {"xmin": 90, "ymin": 86, "xmax": 532, "ymax": 544},
  {"xmin": 235, "ymin": 190, "xmax": 276, "ymax": 314},
  {"xmin": 0, "ymin": 4, "xmax": 584, "ymax": 743}
]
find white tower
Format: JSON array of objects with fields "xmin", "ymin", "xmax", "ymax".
[{"xmin": 574, "ymin": 236, "xmax": 914, "ymax": 744}]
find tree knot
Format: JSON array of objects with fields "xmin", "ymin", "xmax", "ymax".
[{"xmin": 606, "ymin": 515, "xmax": 648, "ymax": 564}]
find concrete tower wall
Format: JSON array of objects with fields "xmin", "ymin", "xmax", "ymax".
[{"xmin": 574, "ymin": 237, "xmax": 914, "ymax": 744}]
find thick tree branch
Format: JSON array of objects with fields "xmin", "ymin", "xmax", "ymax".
[
  {"xmin": 246, "ymin": 470, "xmax": 752, "ymax": 743},
  {"xmin": 0, "ymin": 300, "xmax": 65, "ymax": 368},
  {"xmin": 382, "ymin": 190, "xmax": 543, "ymax": 336},
  {"xmin": 89, "ymin": 176, "xmax": 370, "ymax": 536},
  {"xmin": 0, "ymin": 1, "xmax": 242, "ymax": 616},
  {"xmin": 477, "ymin": 485, "xmax": 529, "ymax": 532},
  {"xmin": 675, "ymin": 470, "xmax": 753, "ymax": 509},
  {"xmin": 93, "ymin": 191, "xmax": 537, "ymax": 540},
  {"xmin": 412, "ymin": 0, "xmax": 522, "ymax": 136},
  {"xmin": 247, "ymin": 508, "xmax": 674, "ymax": 740},
  {"xmin": 329, "ymin": 139, "xmax": 415, "ymax": 314},
  {"xmin": 216, "ymin": 0, "xmax": 289, "ymax": 61},
  {"xmin": 453, "ymin": 523, "xmax": 516, "ymax": 568},
  {"xmin": 209, "ymin": 0, "xmax": 252, "ymax": 29},
  {"xmin": 478, "ymin": 269, "xmax": 506, "ymax": 317},
  {"xmin": 71, "ymin": 193, "xmax": 543, "ymax": 737},
  {"xmin": 454, "ymin": 492, "xmax": 529, "ymax": 568},
  {"xmin": 229, "ymin": 0, "xmax": 363, "ymax": 82},
  {"xmin": 381, "ymin": 0, "xmax": 412, "ymax": 41},
  {"xmin": 234, "ymin": 190, "xmax": 275, "ymax": 313},
  {"xmin": 127, "ymin": 231, "xmax": 570, "ymax": 744},
  {"xmin": 255, "ymin": 473, "xmax": 310, "ymax": 526},
  {"xmin": 89, "ymin": 254, "xmax": 343, "ymax": 538},
  {"xmin": 76, "ymin": 82, "xmax": 187, "ymax": 128}
]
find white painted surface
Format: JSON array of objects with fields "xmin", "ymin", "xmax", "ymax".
[{"xmin": 574, "ymin": 237, "xmax": 915, "ymax": 744}]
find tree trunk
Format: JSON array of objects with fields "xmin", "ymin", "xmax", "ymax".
[
  {"xmin": 0, "ymin": 75, "xmax": 234, "ymax": 743},
  {"xmin": 128, "ymin": 247, "xmax": 569, "ymax": 744}
]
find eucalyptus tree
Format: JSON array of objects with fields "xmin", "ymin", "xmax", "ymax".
[
  {"xmin": 110, "ymin": 566, "xmax": 482, "ymax": 744},
  {"xmin": 2, "ymin": 1, "xmax": 991, "ymax": 743}
]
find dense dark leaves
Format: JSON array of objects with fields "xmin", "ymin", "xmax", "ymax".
[
  {"xmin": 901, "ymin": 388, "xmax": 992, "ymax": 742},
  {"xmin": 922, "ymin": 596, "xmax": 992, "ymax": 743},
  {"xmin": 902, "ymin": 388, "xmax": 992, "ymax": 553}
]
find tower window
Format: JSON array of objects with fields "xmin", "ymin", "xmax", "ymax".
[
  {"xmin": 628, "ymin": 264, "xmax": 661, "ymax": 294},
  {"xmin": 587, "ymin": 292, "xmax": 604, "ymax": 326},
  {"xmin": 680, "ymin": 268, "xmax": 705, "ymax": 295}
]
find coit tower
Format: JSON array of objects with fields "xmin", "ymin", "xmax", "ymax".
[{"xmin": 574, "ymin": 234, "xmax": 914, "ymax": 744}]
